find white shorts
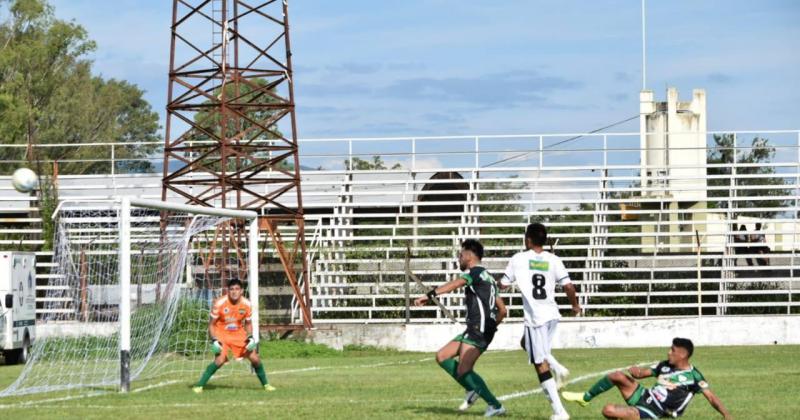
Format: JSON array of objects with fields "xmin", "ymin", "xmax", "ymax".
[{"xmin": 522, "ymin": 319, "xmax": 558, "ymax": 364}]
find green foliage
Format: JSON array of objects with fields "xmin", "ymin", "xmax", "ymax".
[
  {"xmin": 345, "ymin": 156, "xmax": 402, "ymax": 170},
  {"xmin": 724, "ymin": 278, "xmax": 790, "ymax": 315},
  {"xmin": 707, "ymin": 134, "xmax": 792, "ymax": 218},
  {"xmin": 163, "ymin": 298, "xmax": 210, "ymax": 356},
  {"xmin": 36, "ymin": 174, "xmax": 57, "ymax": 250},
  {"xmin": 476, "ymin": 178, "xmax": 527, "ymax": 247},
  {"xmin": 192, "ymin": 79, "xmax": 283, "ymax": 139},
  {"xmin": 0, "ymin": 0, "xmax": 159, "ymax": 175},
  {"xmin": 187, "ymin": 78, "xmax": 290, "ymax": 174},
  {"xmin": 259, "ymin": 339, "xmax": 342, "ymax": 359}
]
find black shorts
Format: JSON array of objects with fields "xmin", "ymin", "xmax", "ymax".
[
  {"xmin": 453, "ymin": 322, "xmax": 496, "ymax": 352},
  {"xmin": 627, "ymin": 386, "xmax": 666, "ymax": 419}
]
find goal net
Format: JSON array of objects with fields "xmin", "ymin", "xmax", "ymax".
[{"xmin": 0, "ymin": 198, "xmax": 260, "ymax": 397}]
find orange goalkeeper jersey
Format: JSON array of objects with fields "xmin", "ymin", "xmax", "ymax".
[{"xmin": 210, "ymin": 295, "xmax": 252, "ymax": 341}]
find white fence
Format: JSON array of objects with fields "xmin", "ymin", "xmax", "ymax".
[{"xmin": 1, "ymin": 130, "xmax": 799, "ymax": 323}]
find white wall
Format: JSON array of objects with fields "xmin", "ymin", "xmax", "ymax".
[{"xmin": 310, "ymin": 316, "xmax": 800, "ymax": 351}]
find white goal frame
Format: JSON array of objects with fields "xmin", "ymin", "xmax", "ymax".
[{"xmin": 118, "ymin": 198, "xmax": 260, "ymax": 392}]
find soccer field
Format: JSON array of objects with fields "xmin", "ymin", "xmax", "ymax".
[{"xmin": 0, "ymin": 343, "xmax": 797, "ymax": 419}]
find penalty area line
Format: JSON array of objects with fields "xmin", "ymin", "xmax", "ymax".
[
  {"xmin": 0, "ymin": 391, "xmax": 110, "ymax": 409},
  {"xmin": 14, "ymin": 396, "xmax": 465, "ymax": 411},
  {"xmin": 3, "ymin": 360, "xmax": 660, "ymax": 411},
  {"xmin": 0, "ymin": 357, "xmax": 434, "ymax": 409},
  {"xmin": 269, "ymin": 357, "xmax": 433, "ymax": 375}
]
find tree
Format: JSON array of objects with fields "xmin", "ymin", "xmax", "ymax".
[
  {"xmin": 0, "ymin": 0, "xmax": 159, "ymax": 175},
  {"xmin": 345, "ymin": 156, "xmax": 402, "ymax": 170},
  {"xmin": 707, "ymin": 134, "xmax": 792, "ymax": 218},
  {"xmin": 183, "ymin": 78, "xmax": 292, "ymax": 174}
]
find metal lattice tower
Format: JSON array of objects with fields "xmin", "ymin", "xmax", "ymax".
[{"xmin": 162, "ymin": 0, "xmax": 311, "ymax": 328}]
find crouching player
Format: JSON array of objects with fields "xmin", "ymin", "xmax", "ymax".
[{"xmin": 193, "ymin": 279, "xmax": 275, "ymax": 393}]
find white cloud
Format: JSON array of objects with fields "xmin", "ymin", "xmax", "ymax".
[{"xmin": 44, "ymin": 0, "xmax": 800, "ymax": 141}]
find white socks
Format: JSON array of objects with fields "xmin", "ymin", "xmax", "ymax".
[
  {"xmin": 546, "ymin": 355, "xmax": 567, "ymax": 375},
  {"xmin": 541, "ymin": 377, "xmax": 567, "ymax": 415}
]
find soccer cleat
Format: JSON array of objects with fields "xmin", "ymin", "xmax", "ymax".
[
  {"xmin": 554, "ymin": 367, "xmax": 570, "ymax": 390},
  {"xmin": 550, "ymin": 412, "xmax": 570, "ymax": 420},
  {"xmin": 192, "ymin": 386, "xmax": 203, "ymax": 394},
  {"xmin": 561, "ymin": 391, "xmax": 589, "ymax": 407},
  {"xmin": 458, "ymin": 390, "xmax": 480, "ymax": 411},
  {"xmin": 264, "ymin": 384, "xmax": 276, "ymax": 392},
  {"xmin": 484, "ymin": 405, "xmax": 506, "ymax": 417}
]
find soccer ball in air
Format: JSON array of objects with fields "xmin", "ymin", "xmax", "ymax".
[{"xmin": 11, "ymin": 168, "xmax": 38, "ymax": 193}]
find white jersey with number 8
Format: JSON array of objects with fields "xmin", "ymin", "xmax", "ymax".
[{"xmin": 501, "ymin": 250, "xmax": 571, "ymax": 327}]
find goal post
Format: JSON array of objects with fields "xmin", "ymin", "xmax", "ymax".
[
  {"xmin": 120, "ymin": 197, "xmax": 131, "ymax": 392},
  {"xmin": 118, "ymin": 198, "xmax": 260, "ymax": 392},
  {"xmin": 1, "ymin": 198, "xmax": 261, "ymax": 397}
]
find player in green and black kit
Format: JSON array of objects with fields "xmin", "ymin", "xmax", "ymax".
[
  {"xmin": 562, "ymin": 338, "xmax": 732, "ymax": 419},
  {"xmin": 414, "ymin": 239, "xmax": 508, "ymax": 417}
]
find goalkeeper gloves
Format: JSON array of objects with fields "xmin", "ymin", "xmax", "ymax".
[
  {"xmin": 210, "ymin": 339, "xmax": 222, "ymax": 355},
  {"xmin": 246, "ymin": 336, "xmax": 257, "ymax": 352}
]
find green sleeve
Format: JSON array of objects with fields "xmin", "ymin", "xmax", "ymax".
[
  {"xmin": 693, "ymin": 369, "xmax": 710, "ymax": 391},
  {"xmin": 460, "ymin": 273, "xmax": 474, "ymax": 286}
]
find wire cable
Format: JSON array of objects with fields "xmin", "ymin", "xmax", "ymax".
[{"xmin": 481, "ymin": 115, "xmax": 639, "ymax": 168}]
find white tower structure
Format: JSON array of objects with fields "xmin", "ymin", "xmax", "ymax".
[
  {"xmin": 639, "ymin": 87, "xmax": 709, "ymax": 252},
  {"xmin": 640, "ymin": 87, "xmax": 707, "ymax": 200}
]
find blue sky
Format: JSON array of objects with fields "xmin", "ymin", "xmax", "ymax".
[{"xmin": 49, "ymin": 0, "xmax": 799, "ymax": 139}]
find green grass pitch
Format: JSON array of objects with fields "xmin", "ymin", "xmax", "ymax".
[{"xmin": 0, "ymin": 343, "xmax": 797, "ymax": 419}]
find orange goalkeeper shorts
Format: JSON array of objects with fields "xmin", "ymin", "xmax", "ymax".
[{"xmin": 221, "ymin": 338, "xmax": 249, "ymax": 359}]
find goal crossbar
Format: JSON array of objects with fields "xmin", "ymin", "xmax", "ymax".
[{"xmin": 127, "ymin": 198, "xmax": 258, "ymax": 220}]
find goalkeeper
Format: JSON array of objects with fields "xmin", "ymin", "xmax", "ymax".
[{"xmin": 193, "ymin": 279, "xmax": 275, "ymax": 393}]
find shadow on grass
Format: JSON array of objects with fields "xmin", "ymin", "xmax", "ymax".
[
  {"xmin": 186, "ymin": 383, "xmax": 248, "ymax": 391},
  {"xmin": 409, "ymin": 403, "xmax": 557, "ymax": 419},
  {"xmin": 409, "ymin": 405, "xmax": 470, "ymax": 416}
]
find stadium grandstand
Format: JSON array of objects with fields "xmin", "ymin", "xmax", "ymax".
[{"xmin": 1, "ymin": 87, "xmax": 798, "ymax": 347}]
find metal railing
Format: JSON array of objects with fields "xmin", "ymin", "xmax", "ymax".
[
  {"xmin": 1, "ymin": 129, "xmax": 798, "ymax": 322},
  {"xmin": 2, "ymin": 129, "xmax": 798, "ymax": 174}
]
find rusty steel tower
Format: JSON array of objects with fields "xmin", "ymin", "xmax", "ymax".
[{"xmin": 162, "ymin": 0, "xmax": 311, "ymax": 329}]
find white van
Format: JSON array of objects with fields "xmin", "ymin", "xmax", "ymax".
[{"xmin": 0, "ymin": 252, "xmax": 36, "ymax": 364}]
